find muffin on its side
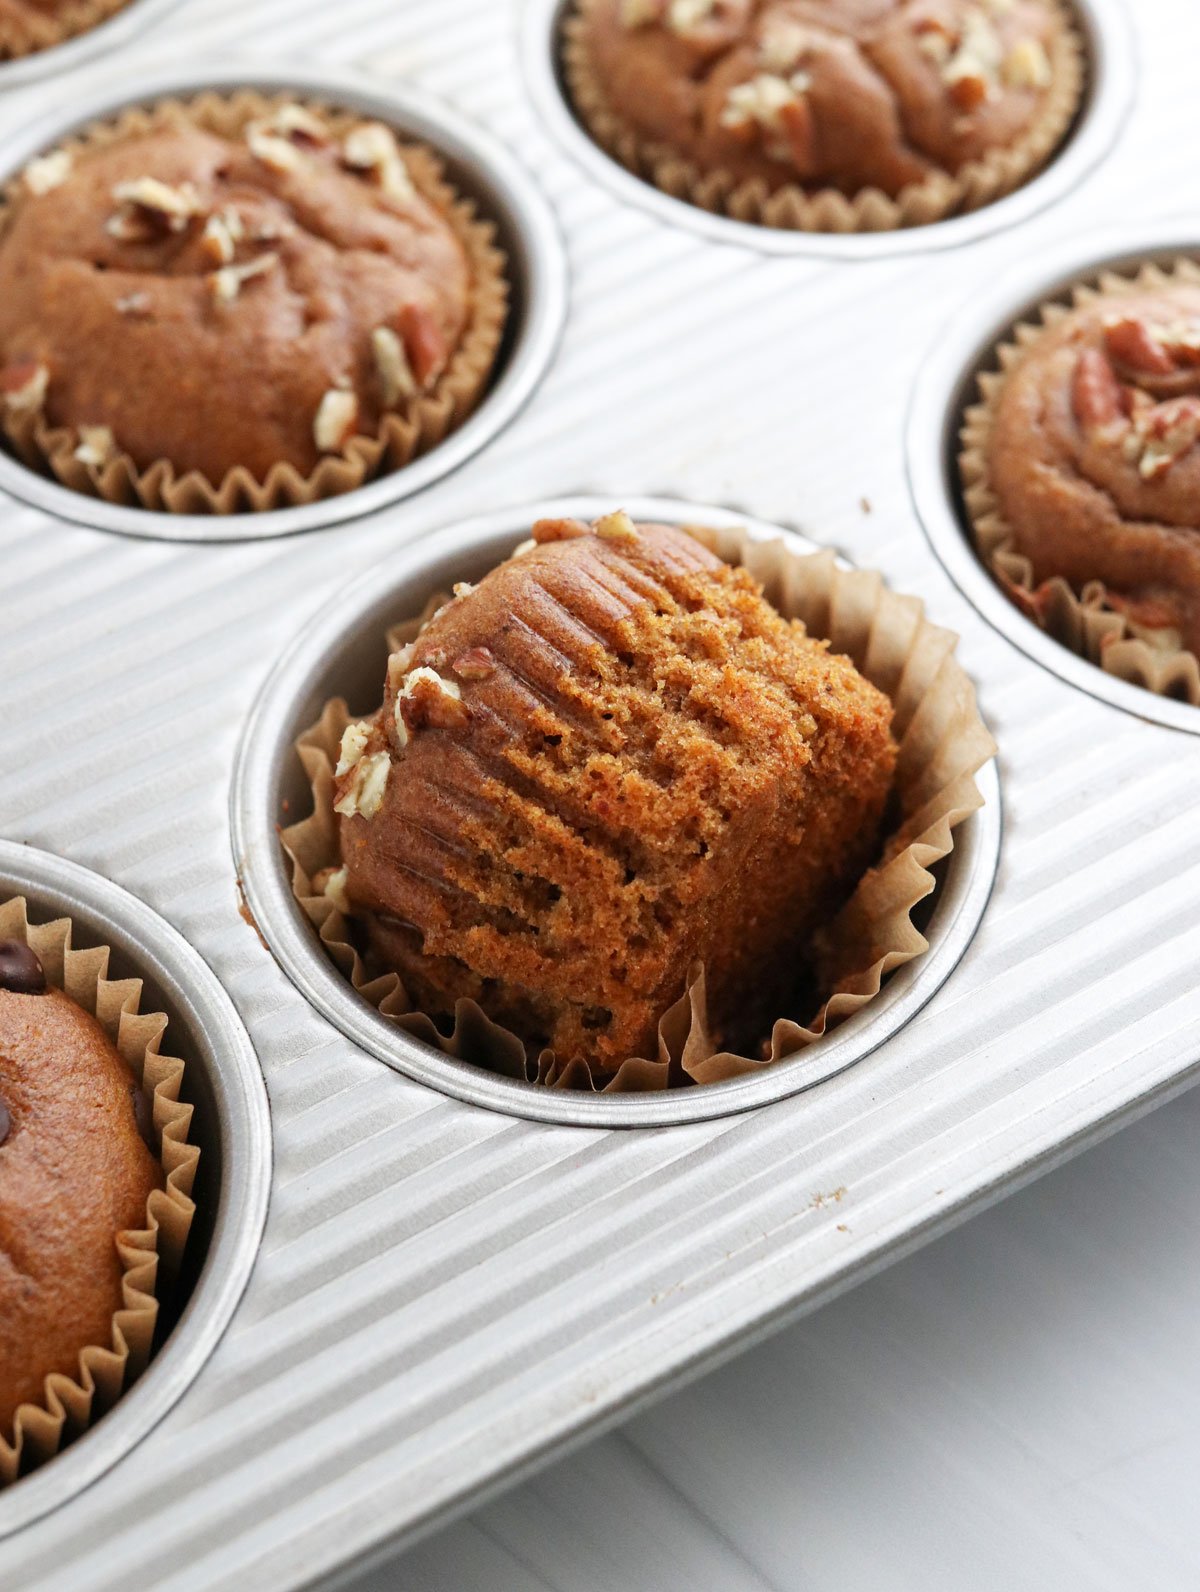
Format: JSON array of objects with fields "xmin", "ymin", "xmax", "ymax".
[
  {"xmin": 0, "ymin": 0, "xmax": 129, "ymax": 63},
  {"xmin": 961, "ymin": 264, "xmax": 1200, "ymax": 704},
  {"xmin": 0, "ymin": 96, "xmax": 508, "ymax": 513},
  {"xmin": 324, "ymin": 513, "xmax": 897, "ymax": 1071},
  {"xmin": 0, "ymin": 939, "xmax": 161, "ymax": 1448},
  {"xmin": 565, "ymin": 0, "xmax": 1083, "ymax": 231}
]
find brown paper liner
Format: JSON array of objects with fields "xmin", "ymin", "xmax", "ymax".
[
  {"xmin": 0, "ymin": 895, "xmax": 199, "ymax": 1485},
  {"xmin": 562, "ymin": 1, "xmax": 1083, "ymax": 234},
  {"xmin": 0, "ymin": 0, "xmax": 129, "ymax": 61},
  {"xmin": 959, "ymin": 257, "xmax": 1200, "ymax": 706},
  {"xmin": 0, "ymin": 90, "xmax": 509, "ymax": 515},
  {"xmin": 281, "ymin": 526, "xmax": 996, "ymax": 1094}
]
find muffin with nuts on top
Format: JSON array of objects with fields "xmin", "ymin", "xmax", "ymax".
[
  {"xmin": 0, "ymin": 94, "xmax": 508, "ymax": 514},
  {"xmin": 961, "ymin": 262, "xmax": 1200, "ymax": 706},
  {"xmin": 0, "ymin": 0, "xmax": 130, "ymax": 63},
  {"xmin": 564, "ymin": 0, "xmax": 1084, "ymax": 232}
]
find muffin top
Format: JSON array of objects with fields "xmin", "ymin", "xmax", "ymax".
[
  {"xmin": 327, "ymin": 513, "xmax": 895, "ymax": 1067},
  {"xmin": 986, "ymin": 283, "xmax": 1200, "ymax": 654},
  {"xmin": 0, "ymin": 941, "xmax": 161, "ymax": 1439},
  {"xmin": 578, "ymin": 0, "xmax": 1065, "ymax": 197},
  {"xmin": 0, "ymin": 103, "xmax": 473, "ymax": 484}
]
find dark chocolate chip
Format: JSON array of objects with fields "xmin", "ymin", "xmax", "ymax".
[
  {"xmin": 0, "ymin": 1097, "xmax": 10, "ymax": 1148},
  {"xmin": 0, "ymin": 939, "xmax": 46, "ymax": 995},
  {"xmin": 131, "ymin": 1085, "xmax": 157, "ymax": 1154}
]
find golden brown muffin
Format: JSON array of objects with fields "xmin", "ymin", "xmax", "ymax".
[
  {"xmin": 980, "ymin": 283, "xmax": 1200, "ymax": 657},
  {"xmin": 327, "ymin": 513, "xmax": 897, "ymax": 1071},
  {"xmin": 0, "ymin": 940, "xmax": 161, "ymax": 1441},
  {"xmin": 0, "ymin": 0, "xmax": 127, "ymax": 62},
  {"xmin": 0, "ymin": 101, "xmax": 490, "ymax": 492},
  {"xmin": 571, "ymin": 0, "xmax": 1068, "ymax": 201}
]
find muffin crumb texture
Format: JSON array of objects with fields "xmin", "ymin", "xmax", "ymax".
[{"xmin": 333, "ymin": 515, "xmax": 897, "ymax": 1071}]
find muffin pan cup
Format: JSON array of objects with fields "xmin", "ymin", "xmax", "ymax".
[
  {"xmin": 0, "ymin": 59, "xmax": 568, "ymax": 541},
  {"xmin": 523, "ymin": 0, "xmax": 1136, "ymax": 260},
  {"xmin": 907, "ymin": 219, "xmax": 1200, "ymax": 736},
  {"xmin": 232, "ymin": 496, "xmax": 1002, "ymax": 1128},
  {"xmin": 0, "ymin": 842, "xmax": 271, "ymax": 1538}
]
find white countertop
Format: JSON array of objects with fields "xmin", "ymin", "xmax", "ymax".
[{"xmin": 349, "ymin": 1084, "xmax": 1200, "ymax": 1591}]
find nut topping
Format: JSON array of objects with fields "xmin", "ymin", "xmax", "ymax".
[
  {"xmin": 397, "ymin": 305, "xmax": 448, "ymax": 391},
  {"xmin": 372, "ymin": 325, "xmax": 418, "ymax": 408},
  {"xmin": 333, "ymin": 721, "xmax": 390, "ymax": 819},
  {"xmin": 396, "ymin": 666, "xmax": 470, "ymax": 744},
  {"xmin": 108, "ymin": 177, "xmax": 203, "ymax": 239},
  {"xmin": 342, "ymin": 122, "xmax": 415, "ymax": 204},
  {"xmin": 720, "ymin": 72, "xmax": 810, "ymax": 142},
  {"xmin": 23, "ymin": 148, "xmax": 72, "ymax": 195},
  {"xmin": 1004, "ymin": 36, "xmax": 1053, "ymax": 89},
  {"xmin": 313, "ymin": 386, "xmax": 359, "ymax": 452},
  {"xmin": 1, "ymin": 358, "xmax": 49, "ymax": 414},
  {"xmin": 258, "ymin": 103, "xmax": 331, "ymax": 147},
  {"xmin": 1103, "ymin": 315, "xmax": 1177, "ymax": 376},
  {"xmin": 209, "ymin": 250, "xmax": 279, "ymax": 305},
  {"xmin": 667, "ymin": 0, "xmax": 717, "ymax": 31},
  {"xmin": 941, "ymin": 9, "xmax": 1003, "ymax": 110},
  {"xmin": 247, "ymin": 127, "xmax": 303, "ymax": 174},
  {"xmin": 452, "ymin": 647, "xmax": 497, "ymax": 681},
  {"xmin": 531, "ymin": 516, "xmax": 590, "ymax": 545},
  {"xmin": 1071, "ymin": 348, "xmax": 1124, "ymax": 430},
  {"xmin": 116, "ymin": 290, "xmax": 152, "ymax": 318},
  {"xmin": 200, "ymin": 208, "xmax": 245, "ymax": 266},
  {"xmin": 74, "ymin": 425, "xmax": 116, "ymax": 467},
  {"xmin": 595, "ymin": 509, "xmax": 639, "ymax": 542},
  {"xmin": 759, "ymin": 15, "xmax": 810, "ymax": 71},
  {"xmin": 314, "ymin": 865, "xmax": 352, "ymax": 914},
  {"xmin": 1130, "ymin": 397, "xmax": 1200, "ymax": 482}
]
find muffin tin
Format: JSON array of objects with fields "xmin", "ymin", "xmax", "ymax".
[{"xmin": 3, "ymin": 1, "xmax": 1200, "ymax": 1588}]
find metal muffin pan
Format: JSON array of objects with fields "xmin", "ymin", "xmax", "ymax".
[
  {"xmin": 3, "ymin": 0, "xmax": 1200, "ymax": 1586},
  {"xmin": 0, "ymin": 59, "xmax": 568, "ymax": 543},
  {"xmin": 522, "ymin": 0, "xmax": 1136, "ymax": 261},
  {"xmin": 0, "ymin": 841, "xmax": 271, "ymax": 1539},
  {"xmin": 232, "ymin": 495, "xmax": 1002, "ymax": 1128},
  {"xmin": 0, "ymin": 0, "xmax": 180, "ymax": 91},
  {"xmin": 908, "ymin": 218, "xmax": 1200, "ymax": 737}
]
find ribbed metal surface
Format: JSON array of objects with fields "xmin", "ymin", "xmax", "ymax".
[{"xmin": 1, "ymin": 1, "xmax": 1197, "ymax": 1588}]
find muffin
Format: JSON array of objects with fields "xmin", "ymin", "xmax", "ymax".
[
  {"xmin": 961, "ymin": 262, "xmax": 1200, "ymax": 705},
  {"xmin": 0, "ymin": 95, "xmax": 508, "ymax": 513},
  {"xmin": 564, "ymin": 0, "xmax": 1083, "ymax": 232},
  {"xmin": 0, "ymin": 0, "xmax": 128, "ymax": 62},
  {"xmin": 0, "ymin": 907, "xmax": 198, "ymax": 1484},
  {"xmin": 303, "ymin": 513, "xmax": 898, "ymax": 1073}
]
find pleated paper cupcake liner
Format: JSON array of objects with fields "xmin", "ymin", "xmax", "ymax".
[
  {"xmin": 0, "ymin": 90, "xmax": 509, "ymax": 515},
  {"xmin": 0, "ymin": 0, "xmax": 128, "ymax": 61},
  {"xmin": 281, "ymin": 525, "xmax": 995, "ymax": 1093},
  {"xmin": 960, "ymin": 256, "xmax": 1200, "ymax": 706},
  {"xmin": 562, "ymin": 0, "xmax": 1083, "ymax": 235},
  {"xmin": 0, "ymin": 896, "xmax": 198, "ymax": 1485}
]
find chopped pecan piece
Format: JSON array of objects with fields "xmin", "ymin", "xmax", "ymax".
[
  {"xmin": 1071, "ymin": 349, "xmax": 1124, "ymax": 430},
  {"xmin": 1, "ymin": 357, "xmax": 49, "ymax": 414},
  {"xmin": 372, "ymin": 325, "xmax": 418, "ymax": 408},
  {"xmin": 452, "ymin": 647, "xmax": 497, "ymax": 681},
  {"xmin": 313, "ymin": 386, "xmax": 359, "ymax": 452},
  {"xmin": 108, "ymin": 177, "xmax": 203, "ymax": 240},
  {"xmin": 74, "ymin": 425, "xmax": 116, "ymax": 467},
  {"xmin": 1103, "ymin": 315, "xmax": 1177, "ymax": 376},
  {"xmin": 398, "ymin": 305, "xmax": 448, "ymax": 390},
  {"xmin": 209, "ymin": 250, "xmax": 279, "ymax": 305},
  {"xmin": 395, "ymin": 666, "xmax": 470, "ymax": 745},
  {"xmin": 23, "ymin": 148, "xmax": 72, "ymax": 195},
  {"xmin": 342, "ymin": 122, "xmax": 415, "ymax": 204}
]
